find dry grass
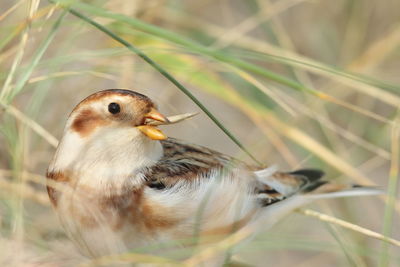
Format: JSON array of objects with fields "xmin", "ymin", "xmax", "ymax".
[{"xmin": 0, "ymin": 0, "xmax": 399, "ymax": 266}]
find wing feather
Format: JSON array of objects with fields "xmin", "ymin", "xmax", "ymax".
[
  {"xmin": 141, "ymin": 139, "xmax": 287, "ymax": 208},
  {"xmin": 141, "ymin": 139, "xmax": 378, "ymax": 210}
]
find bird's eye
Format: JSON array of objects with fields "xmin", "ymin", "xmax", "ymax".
[{"xmin": 108, "ymin": 102, "xmax": 120, "ymax": 114}]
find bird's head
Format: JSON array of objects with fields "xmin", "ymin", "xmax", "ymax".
[
  {"xmin": 50, "ymin": 89, "xmax": 194, "ymax": 176},
  {"xmin": 67, "ymin": 89, "xmax": 173, "ymax": 141}
]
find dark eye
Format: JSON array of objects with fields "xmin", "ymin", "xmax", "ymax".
[{"xmin": 108, "ymin": 102, "xmax": 120, "ymax": 114}]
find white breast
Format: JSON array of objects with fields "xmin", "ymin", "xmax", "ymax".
[{"xmin": 49, "ymin": 126, "xmax": 163, "ymax": 194}]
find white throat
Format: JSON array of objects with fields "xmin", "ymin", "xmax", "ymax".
[{"xmin": 49, "ymin": 126, "xmax": 163, "ymax": 192}]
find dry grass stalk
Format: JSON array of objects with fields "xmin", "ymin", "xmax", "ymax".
[
  {"xmin": 298, "ymin": 209, "xmax": 400, "ymax": 248},
  {"xmin": 0, "ymin": 102, "xmax": 59, "ymax": 147}
]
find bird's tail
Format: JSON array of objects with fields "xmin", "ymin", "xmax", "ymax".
[
  {"xmin": 252, "ymin": 167, "xmax": 381, "ymax": 229},
  {"xmin": 255, "ymin": 167, "xmax": 381, "ymax": 200},
  {"xmin": 292, "ymin": 169, "xmax": 382, "ymax": 199}
]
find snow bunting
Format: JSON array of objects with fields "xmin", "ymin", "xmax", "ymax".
[{"xmin": 47, "ymin": 89, "xmax": 378, "ymax": 259}]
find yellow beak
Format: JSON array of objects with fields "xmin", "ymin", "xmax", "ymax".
[
  {"xmin": 137, "ymin": 125, "xmax": 167, "ymax": 140},
  {"xmin": 144, "ymin": 108, "xmax": 170, "ymax": 125},
  {"xmin": 137, "ymin": 108, "xmax": 169, "ymax": 140},
  {"xmin": 137, "ymin": 108, "xmax": 197, "ymax": 140}
]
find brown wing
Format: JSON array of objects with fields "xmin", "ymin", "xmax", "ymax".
[
  {"xmin": 142, "ymin": 138, "xmax": 327, "ymax": 207},
  {"xmin": 142, "ymin": 138, "xmax": 247, "ymax": 188},
  {"xmin": 142, "ymin": 139, "xmax": 283, "ymax": 205}
]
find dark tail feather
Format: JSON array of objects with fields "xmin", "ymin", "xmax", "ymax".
[
  {"xmin": 288, "ymin": 168, "xmax": 326, "ymax": 192},
  {"xmin": 288, "ymin": 169, "xmax": 325, "ymax": 183}
]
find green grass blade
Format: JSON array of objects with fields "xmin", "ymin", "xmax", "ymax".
[
  {"xmin": 378, "ymin": 119, "xmax": 400, "ymax": 267},
  {"xmin": 233, "ymin": 50, "xmax": 400, "ymax": 102},
  {"xmin": 77, "ymin": 1, "xmax": 399, "ymax": 100},
  {"xmin": 4, "ymin": 11, "xmax": 67, "ymax": 103},
  {"xmin": 59, "ymin": 1, "xmax": 318, "ymax": 95},
  {"xmin": 53, "ymin": 2, "xmax": 262, "ymax": 165}
]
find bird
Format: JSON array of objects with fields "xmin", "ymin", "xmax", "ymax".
[{"xmin": 46, "ymin": 89, "xmax": 379, "ymax": 262}]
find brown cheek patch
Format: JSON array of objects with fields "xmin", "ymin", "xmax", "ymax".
[{"xmin": 71, "ymin": 109, "xmax": 109, "ymax": 137}]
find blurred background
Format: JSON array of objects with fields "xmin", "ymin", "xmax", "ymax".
[{"xmin": 0, "ymin": 0, "xmax": 399, "ymax": 266}]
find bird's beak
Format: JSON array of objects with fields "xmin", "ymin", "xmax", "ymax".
[
  {"xmin": 144, "ymin": 108, "xmax": 170, "ymax": 125},
  {"xmin": 137, "ymin": 108, "xmax": 198, "ymax": 141},
  {"xmin": 137, "ymin": 108, "xmax": 170, "ymax": 140}
]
